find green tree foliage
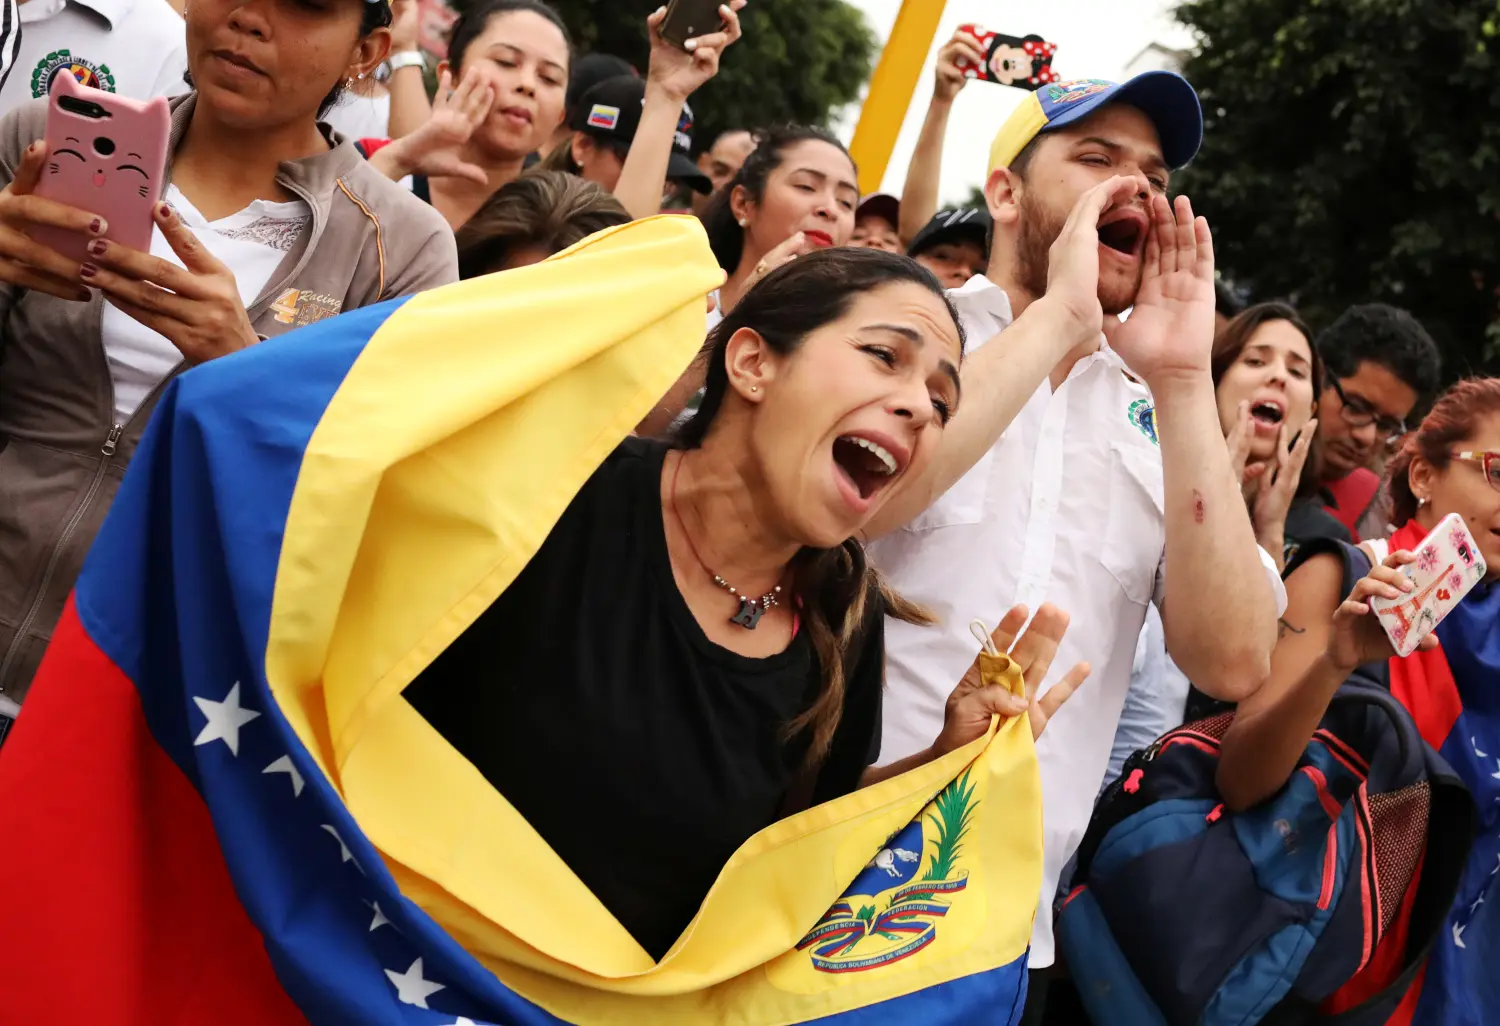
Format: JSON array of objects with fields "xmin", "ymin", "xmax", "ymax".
[
  {"xmin": 1174, "ymin": 0, "xmax": 1500, "ymax": 376},
  {"xmin": 448, "ymin": 0, "xmax": 877, "ymax": 151}
]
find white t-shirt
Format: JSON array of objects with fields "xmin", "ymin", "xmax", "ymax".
[
  {"xmin": 322, "ymin": 91, "xmax": 391, "ymax": 143},
  {"xmin": 867, "ymin": 274, "xmax": 1286, "ymax": 968},
  {"xmin": 102, "ymin": 184, "xmax": 309, "ymax": 423},
  {"xmin": 1, "ymin": 0, "xmax": 187, "ymax": 113}
]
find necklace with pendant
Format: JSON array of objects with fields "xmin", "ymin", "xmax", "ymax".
[{"xmin": 669, "ymin": 452, "xmax": 784, "ymax": 630}]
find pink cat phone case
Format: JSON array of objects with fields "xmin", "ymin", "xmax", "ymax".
[
  {"xmin": 1369, "ymin": 513, "xmax": 1487, "ymax": 658},
  {"xmin": 32, "ymin": 74, "xmax": 170, "ymax": 265}
]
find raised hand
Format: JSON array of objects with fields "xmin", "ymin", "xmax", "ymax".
[
  {"xmin": 1325, "ymin": 550, "xmax": 1434, "ymax": 672},
  {"xmin": 388, "ymin": 0, "xmax": 421, "ymax": 52},
  {"xmin": 1041, "ymin": 175, "xmax": 1141, "ymax": 346},
  {"xmin": 645, "ymin": 1, "xmax": 746, "ymax": 104},
  {"xmin": 933, "ymin": 603, "xmax": 1092, "ymax": 754},
  {"xmin": 370, "ymin": 68, "xmax": 495, "ymax": 185},
  {"xmin": 1106, "ymin": 193, "xmax": 1217, "ymax": 386},
  {"xmin": 934, "ymin": 30, "xmax": 984, "ymax": 103},
  {"xmin": 1250, "ymin": 420, "xmax": 1317, "ymax": 559},
  {"xmin": 82, "ymin": 202, "xmax": 256, "ymax": 364}
]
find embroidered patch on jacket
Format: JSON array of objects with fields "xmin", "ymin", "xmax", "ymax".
[
  {"xmin": 32, "ymin": 50, "xmax": 116, "ymax": 98},
  {"xmin": 1129, "ymin": 398, "xmax": 1159, "ymax": 446},
  {"xmin": 270, "ymin": 288, "xmax": 343, "ymax": 328}
]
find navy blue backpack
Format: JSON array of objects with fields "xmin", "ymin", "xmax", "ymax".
[{"xmin": 1056, "ymin": 541, "xmax": 1476, "ymax": 1026}]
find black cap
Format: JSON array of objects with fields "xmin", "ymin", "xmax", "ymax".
[
  {"xmin": 908, "ymin": 207, "xmax": 992, "ymax": 258},
  {"xmin": 568, "ymin": 76, "xmax": 713, "ymax": 194},
  {"xmin": 566, "ymin": 53, "xmax": 636, "ymax": 112}
]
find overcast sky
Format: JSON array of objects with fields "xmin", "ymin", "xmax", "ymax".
[{"xmin": 839, "ymin": 0, "xmax": 1195, "ymax": 204}]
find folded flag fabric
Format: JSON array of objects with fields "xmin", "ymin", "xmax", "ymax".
[{"xmin": 0, "ymin": 216, "xmax": 1043, "ymax": 1026}]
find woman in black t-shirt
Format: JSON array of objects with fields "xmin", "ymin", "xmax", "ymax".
[{"xmin": 405, "ymin": 247, "xmax": 1087, "ymax": 961}]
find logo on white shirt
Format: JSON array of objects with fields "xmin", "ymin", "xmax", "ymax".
[
  {"xmin": 1129, "ymin": 398, "xmax": 1159, "ymax": 446},
  {"xmin": 32, "ymin": 49, "xmax": 116, "ymax": 98}
]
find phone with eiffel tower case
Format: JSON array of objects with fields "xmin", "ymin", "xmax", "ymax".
[{"xmin": 1369, "ymin": 513, "xmax": 1487, "ymax": 658}]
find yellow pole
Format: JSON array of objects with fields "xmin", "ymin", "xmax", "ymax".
[{"xmin": 848, "ymin": 0, "xmax": 948, "ymax": 195}]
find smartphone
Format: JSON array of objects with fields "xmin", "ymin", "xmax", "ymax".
[
  {"xmin": 1369, "ymin": 512, "xmax": 1488, "ymax": 657},
  {"xmin": 660, "ymin": 0, "xmax": 725, "ymax": 51},
  {"xmin": 952, "ymin": 24, "xmax": 1059, "ymax": 92},
  {"xmin": 31, "ymin": 73, "xmax": 170, "ymax": 265}
]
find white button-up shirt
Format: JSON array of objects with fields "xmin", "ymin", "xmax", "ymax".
[
  {"xmin": 2, "ymin": 0, "xmax": 188, "ymax": 112},
  {"xmin": 868, "ymin": 274, "xmax": 1284, "ymax": 967}
]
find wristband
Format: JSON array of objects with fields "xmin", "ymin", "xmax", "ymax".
[{"xmin": 386, "ymin": 50, "xmax": 426, "ymax": 73}]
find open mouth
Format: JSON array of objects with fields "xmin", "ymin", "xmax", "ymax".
[
  {"xmin": 1250, "ymin": 399, "xmax": 1285, "ymax": 428},
  {"xmin": 1097, "ymin": 214, "xmax": 1146, "ymax": 259},
  {"xmin": 832, "ymin": 434, "xmax": 904, "ymax": 501}
]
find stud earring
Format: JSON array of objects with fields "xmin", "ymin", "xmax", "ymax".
[
  {"xmin": 738, "ymin": 218, "xmax": 748, "ymax": 227},
  {"xmin": 1418, "ymin": 496, "xmax": 1429, "ymax": 507},
  {"xmin": 750, "ymin": 385, "xmax": 759, "ymax": 393}
]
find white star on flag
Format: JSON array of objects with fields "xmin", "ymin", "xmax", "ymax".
[
  {"xmin": 1490, "ymin": 758, "xmax": 1500, "ymax": 781},
  {"xmin": 1452, "ymin": 922, "xmax": 1466, "ymax": 948},
  {"xmin": 366, "ymin": 900, "xmax": 391, "ymax": 932},
  {"xmin": 321, "ymin": 824, "xmax": 354, "ymax": 864},
  {"xmin": 1475, "ymin": 737, "xmax": 1489, "ymax": 758},
  {"xmin": 442, "ymin": 1019, "xmax": 486, "ymax": 1026},
  {"xmin": 262, "ymin": 755, "xmax": 304, "ymax": 797},
  {"xmin": 192, "ymin": 682, "xmax": 260, "ymax": 755},
  {"xmin": 384, "ymin": 957, "xmax": 444, "ymax": 1008}
]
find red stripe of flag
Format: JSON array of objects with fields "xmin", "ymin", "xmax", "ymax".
[{"xmin": 0, "ymin": 598, "xmax": 308, "ymax": 1026}]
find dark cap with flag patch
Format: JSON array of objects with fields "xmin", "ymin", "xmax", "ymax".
[{"xmin": 567, "ymin": 76, "xmax": 713, "ymax": 194}]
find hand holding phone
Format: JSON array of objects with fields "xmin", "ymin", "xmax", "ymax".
[
  {"xmin": 952, "ymin": 24, "xmax": 1059, "ymax": 91},
  {"xmin": 659, "ymin": 0, "xmax": 729, "ymax": 51},
  {"xmin": 1369, "ymin": 513, "xmax": 1488, "ymax": 657},
  {"xmin": 30, "ymin": 73, "xmax": 169, "ymax": 266}
]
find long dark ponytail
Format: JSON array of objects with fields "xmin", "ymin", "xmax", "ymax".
[
  {"xmin": 680, "ymin": 248, "xmax": 962, "ymax": 766},
  {"xmin": 698, "ymin": 125, "xmax": 853, "ymax": 274}
]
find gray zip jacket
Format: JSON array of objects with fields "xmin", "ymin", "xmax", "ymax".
[{"xmin": 0, "ymin": 92, "xmax": 457, "ymax": 703}]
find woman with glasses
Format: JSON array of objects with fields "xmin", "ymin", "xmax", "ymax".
[{"xmin": 1215, "ymin": 376, "xmax": 1500, "ymax": 1023}]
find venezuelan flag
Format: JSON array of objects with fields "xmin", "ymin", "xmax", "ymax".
[{"xmin": 0, "ymin": 217, "xmax": 1042, "ymax": 1026}]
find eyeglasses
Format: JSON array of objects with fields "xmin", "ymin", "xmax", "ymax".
[
  {"xmin": 1451, "ymin": 450, "xmax": 1500, "ymax": 492},
  {"xmin": 1328, "ymin": 378, "xmax": 1408, "ymax": 444}
]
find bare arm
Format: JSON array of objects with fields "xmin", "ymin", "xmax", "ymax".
[
  {"xmin": 616, "ymin": 3, "xmax": 745, "ymax": 222},
  {"xmin": 1110, "ymin": 194, "xmax": 1276, "ymax": 701},
  {"xmin": 898, "ymin": 33, "xmax": 981, "ymax": 245},
  {"xmin": 383, "ymin": 0, "xmax": 433, "ymax": 139},
  {"xmin": 1215, "ymin": 554, "xmax": 1345, "ymax": 809},
  {"xmin": 1153, "ymin": 372, "xmax": 1277, "ymax": 699},
  {"xmin": 863, "ymin": 176, "xmax": 1142, "ymax": 540},
  {"xmin": 385, "ymin": 69, "xmax": 433, "ymax": 140},
  {"xmin": 1215, "ymin": 549, "xmax": 1419, "ymax": 810}
]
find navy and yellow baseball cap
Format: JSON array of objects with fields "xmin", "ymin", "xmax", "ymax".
[{"xmin": 988, "ymin": 72, "xmax": 1203, "ymax": 174}]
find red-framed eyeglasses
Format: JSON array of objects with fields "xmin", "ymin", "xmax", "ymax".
[{"xmin": 1451, "ymin": 450, "xmax": 1500, "ymax": 491}]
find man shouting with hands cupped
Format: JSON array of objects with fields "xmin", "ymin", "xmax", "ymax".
[{"xmin": 856, "ymin": 74, "xmax": 1286, "ymax": 1022}]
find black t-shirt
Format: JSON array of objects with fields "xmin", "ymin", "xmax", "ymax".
[
  {"xmin": 1283, "ymin": 494, "xmax": 1354, "ymax": 567},
  {"xmin": 403, "ymin": 438, "xmax": 885, "ymax": 960}
]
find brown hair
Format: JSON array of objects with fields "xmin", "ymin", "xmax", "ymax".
[
  {"xmin": 677, "ymin": 247, "xmax": 962, "ymax": 767},
  {"xmin": 455, "ymin": 171, "xmax": 630, "ymax": 279},
  {"xmin": 1211, "ymin": 301, "xmax": 1326, "ymax": 502},
  {"xmin": 1388, "ymin": 377, "xmax": 1500, "ymax": 524},
  {"xmin": 535, "ymin": 131, "xmax": 631, "ymax": 179}
]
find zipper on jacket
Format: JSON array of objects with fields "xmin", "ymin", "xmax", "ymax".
[{"xmin": 0, "ymin": 424, "xmax": 124, "ymax": 693}]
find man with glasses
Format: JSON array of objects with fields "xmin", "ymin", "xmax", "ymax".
[{"xmin": 1314, "ymin": 304, "xmax": 1441, "ymax": 539}]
